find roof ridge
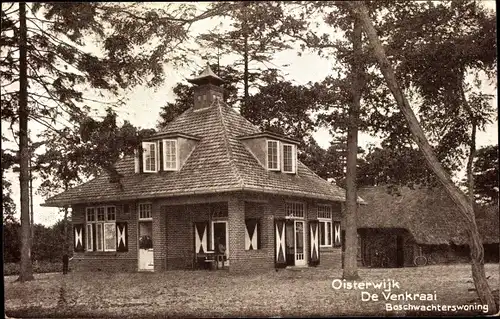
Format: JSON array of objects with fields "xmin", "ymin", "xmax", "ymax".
[{"xmin": 216, "ymin": 99, "xmax": 244, "ymax": 187}]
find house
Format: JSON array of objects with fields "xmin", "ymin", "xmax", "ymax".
[
  {"xmin": 43, "ymin": 64, "xmax": 355, "ymax": 273},
  {"xmin": 357, "ymin": 186, "xmax": 499, "ymax": 268}
]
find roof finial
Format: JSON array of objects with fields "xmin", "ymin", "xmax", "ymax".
[{"xmin": 187, "ymin": 62, "xmax": 225, "ymax": 86}]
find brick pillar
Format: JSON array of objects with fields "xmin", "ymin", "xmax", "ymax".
[
  {"xmin": 152, "ymin": 201, "xmax": 166, "ymax": 271},
  {"xmin": 263, "ymin": 203, "xmax": 274, "ymax": 259},
  {"xmin": 228, "ymin": 197, "xmax": 245, "ymax": 272}
]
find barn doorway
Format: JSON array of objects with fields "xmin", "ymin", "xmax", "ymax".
[{"xmin": 396, "ymin": 235, "xmax": 405, "ymax": 267}]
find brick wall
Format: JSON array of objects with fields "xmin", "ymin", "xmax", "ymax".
[
  {"xmin": 70, "ymin": 193, "xmax": 344, "ymax": 273},
  {"xmin": 71, "ymin": 258, "xmax": 136, "ymax": 272},
  {"xmin": 164, "ymin": 204, "xmax": 199, "ymax": 270}
]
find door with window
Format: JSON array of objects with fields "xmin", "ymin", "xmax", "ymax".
[
  {"xmin": 138, "ymin": 203, "xmax": 154, "ymax": 271},
  {"xmin": 283, "ymin": 219, "xmax": 306, "ymax": 266},
  {"xmin": 294, "ymin": 220, "xmax": 306, "ymax": 266},
  {"xmin": 212, "ymin": 221, "xmax": 229, "ymax": 265}
]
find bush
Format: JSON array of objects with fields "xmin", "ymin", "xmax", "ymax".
[{"xmin": 3, "ymin": 261, "xmax": 65, "ymax": 276}]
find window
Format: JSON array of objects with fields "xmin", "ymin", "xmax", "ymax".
[
  {"xmin": 85, "ymin": 208, "xmax": 95, "ymax": 251},
  {"xmin": 86, "ymin": 206, "xmax": 116, "ymax": 252},
  {"xmin": 86, "ymin": 223, "xmax": 93, "ymax": 251},
  {"xmin": 86, "ymin": 207, "xmax": 95, "ymax": 222},
  {"xmin": 142, "ymin": 142, "xmax": 157, "ymax": 173},
  {"xmin": 138, "ymin": 203, "xmax": 152, "ymax": 219},
  {"xmin": 317, "ymin": 205, "xmax": 332, "ymax": 219},
  {"xmin": 285, "ymin": 202, "xmax": 305, "ymax": 218},
  {"xmin": 318, "ymin": 205, "xmax": 332, "ymax": 247},
  {"xmin": 97, "ymin": 207, "xmax": 105, "ymax": 221},
  {"xmin": 107, "ymin": 206, "xmax": 116, "ymax": 221},
  {"xmin": 267, "ymin": 140, "xmax": 280, "ymax": 170},
  {"xmin": 163, "ymin": 139, "xmax": 178, "ymax": 171},
  {"xmin": 282, "ymin": 143, "xmax": 296, "ymax": 173},
  {"xmin": 318, "ymin": 205, "xmax": 333, "ymax": 247}
]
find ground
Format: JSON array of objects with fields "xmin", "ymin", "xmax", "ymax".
[{"xmin": 4, "ymin": 263, "xmax": 499, "ymax": 317}]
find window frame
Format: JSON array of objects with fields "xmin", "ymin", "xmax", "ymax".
[
  {"xmin": 285, "ymin": 201, "xmax": 305, "ymax": 219},
  {"xmin": 162, "ymin": 139, "xmax": 178, "ymax": 171},
  {"xmin": 138, "ymin": 202, "xmax": 153, "ymax": 220},
  {"xmin": 142, "ymin": 141, "xmax": 158, "ymax": 173},
  {"xmin": 266, "ymin": 140, "xmax": 280, "ymax": 171},
  {"xmin": 319, "ymin": 219, "xmax": 333, "ymax": 247},
  {"xmin": 85, "ymin": 205, "xmax": 117, "ymax": 252},
  {"xmin": 281, "ymin": 143, "xmax": 296, "ymax": 174},
  {"xmin": 318, "ymin": 204, "xmax": 333, "ymax": 247},
  {"xmin": 86, "ymin": 223, "xmax": 93, "ymax": 251}
]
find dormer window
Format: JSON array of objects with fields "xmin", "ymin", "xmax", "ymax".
[
  {"xmin": 142, "ymin": 142, "xmax": 157, "ymax": 173},
  {"xmin": 163, "ymin": 139, "xmax": 178, "ymax": 171},
  {"xmin": 282, "ymin": 143, "xmax": 296, "ymax": 174},
  {"xmin": 267, "ymin": 140, "xmax": 280, "ymax": 171}
]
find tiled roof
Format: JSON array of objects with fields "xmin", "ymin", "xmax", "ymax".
[
  {"xmin": 358, "ymin": 186, "xmax": 499, "ymax": 245},
  {"xmin": 44, "ymin": 100, "xmax": 351, "ymax": 206}
]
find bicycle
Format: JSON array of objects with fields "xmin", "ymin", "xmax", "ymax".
[{"xmin": 413, "ymin": 246, "xmax": 428, "ymax": 266}]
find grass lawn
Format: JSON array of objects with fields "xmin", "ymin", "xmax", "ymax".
[{"xmin": 4, "ymin": 263, "xmax": 499, "ymax": 318}]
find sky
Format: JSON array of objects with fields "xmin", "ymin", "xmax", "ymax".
[{"xmin": 3, "ymin": 1, "xmax": 498, "ymax": 226}]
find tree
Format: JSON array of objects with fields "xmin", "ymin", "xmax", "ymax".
[
  {"xmin": 2, "ymin": 2, "xmax": 232, "ymax": 282},
  {"xmin": 357, "ymin": 142, "xmax": 437, "ymax": 188},
  {"xmin": 377, "ymin": 0, "xmax": 496, "ymax": 214},
  {"xmin": 342, "ymin": 15, "xmax": 364, "ymax": 280},
  {"xmin": 3, "ymin": 219, "xmax": 21, "ymax": 263},
  {"xmin": 1, "ymin": 142, "xmax": 17, "ymax": 220},
  {"xmin": 281, "ymin": 1, "xmax": 377, "ymax": 280},
  {"xmin": 197, "ymin": 1, "xmax": 292, "ymax": 108},
  {"xmin": 242, "ymin": 75, "xmax": 324, "ymax": 145},
  {"xmin": 345, "ymin": 1, "xmax": 497, "ymax": 312},
  {"xmin": 471, "ymin": 145, "xmax": 499, "ymax": 204}
]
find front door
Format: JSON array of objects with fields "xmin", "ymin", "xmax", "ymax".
[
  {"xmin": 212, "ymin": 221, "xmax": 228, "ymax": 265},
  {"xmin": 285, "ymin": 220, "xmax": 295, "ymax": 266},
  {"xmin": 294, "ymin": 220, "xmax": 306, "ymax": 266},
  {"xmin": 284, "ymin": 219, "xmax": 306, "ymax": 266},
  {"xmin": 138, "ymin": 221, "xmax": 154, "ymax": 271}
]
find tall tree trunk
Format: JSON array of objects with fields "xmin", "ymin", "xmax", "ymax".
[
  {"xmin": 17, "ymin": 1, "xmax": 34, "ymax": 282},
  {"xmin": 466, "ymin": 121, "xmax": 477, "ymax": 206},
  {"xmin": 29, "ymin": 153, "xmax": 34, "ymax": 246},
  {"xmin": 243, "ymin": 3, "xmax": 249, "ymax": 109},
  {"xmin": 63, "ymin": 207, "xmax": 69, "ymax": 253},
  {"xmin": 63, "ymin": 184, "xmax": 70, "ymax": 256},
  {"xmin": 346, "ymin": 1, "xmax": 496, "ymax": 312},
  {"xmin": 343, "ymin": 16, "xmax": 363, "ymax": 280}
]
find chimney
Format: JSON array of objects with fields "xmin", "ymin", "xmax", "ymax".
[{"xmin": 187, "ymin": 63, "xmax": 225, "ymax": 110}]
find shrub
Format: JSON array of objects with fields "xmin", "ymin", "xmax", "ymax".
[{"xmin": 3, "ymin": 261, "xmax": 65, "ymax": 276}]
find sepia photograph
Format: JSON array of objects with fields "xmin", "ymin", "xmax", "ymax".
[{"xmin": 2, "ymin": 1, "xmax": 498, "ymax": 317}]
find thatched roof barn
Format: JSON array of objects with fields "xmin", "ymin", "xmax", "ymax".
[{"xmin": 358, "ymin": 186, "xmax": 499, "ymax": 246}]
